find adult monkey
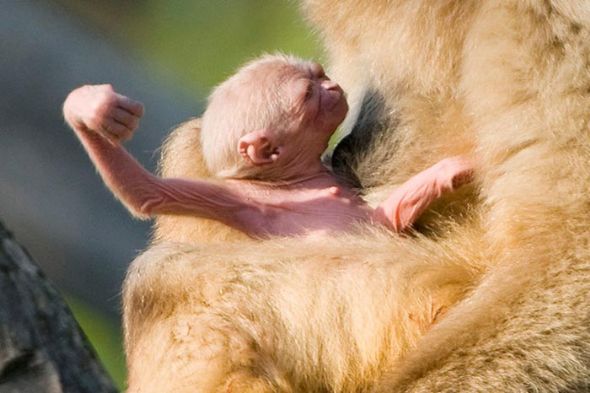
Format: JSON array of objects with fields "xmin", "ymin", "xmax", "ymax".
[
  {"xmin": 301, "ymin": 0, "xmax": 590, "ymax": 392},
  {"xmin": 122, "ymin": 2, "xmax": 590, "ymax": 393}
]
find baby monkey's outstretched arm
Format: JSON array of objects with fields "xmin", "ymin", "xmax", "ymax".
[
  {"xmin": 63, "ymin": 85, "xmax": 266, "ymax": 233},
  {"xmin": 374, "ymin": 157, "xmax": 474, "ymax": 232}
]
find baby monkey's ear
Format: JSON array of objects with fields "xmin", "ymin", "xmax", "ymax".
[{"xmin": 238, "ymin": 130, "xmax": 282, "ymax": 165}]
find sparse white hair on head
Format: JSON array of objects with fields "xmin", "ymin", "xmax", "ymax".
[{"xmin": 200, "ymin": 53, "xmax": 312, "ymax": 178}]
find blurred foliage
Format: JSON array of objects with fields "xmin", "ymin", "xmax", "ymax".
[
  {"xmin": 66, "ymin": 296, "xmax": 126, "ymax": 390},
  {"xmin": 53, "ymin": 1, "xmax": 320, "ymax": 389},
  {"xmin": 130, "ymin": 0, "xmax": 321, "ymax": 91},
  {"xmin": 60, "ymin": 0, "xmax": 321, "ymax": 93}
]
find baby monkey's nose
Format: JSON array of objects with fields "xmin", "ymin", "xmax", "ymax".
[{"xmin": 321, "ymin": 79, "xmax": 341, "ymax": 91}]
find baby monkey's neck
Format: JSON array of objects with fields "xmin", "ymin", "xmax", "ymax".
[{"xmin": 232, "ymin": 167, "xmax": 347, "ymax": 190}]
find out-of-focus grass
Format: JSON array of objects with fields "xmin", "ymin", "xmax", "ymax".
[{"xmin": 66, "ymin": 296, "xmax": 126, "ymax": 390}]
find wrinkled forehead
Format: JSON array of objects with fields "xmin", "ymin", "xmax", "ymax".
[
  {"xmin": 259, "ymin": 60, "xmax": 308, "ymax": 81},
  {"xmin": 237, "ymin": 58, "xmax": 311, "ymax": 92},
  {"xmin": 207, "ymin": 56, "xmax": 314, "ymax": 127}
]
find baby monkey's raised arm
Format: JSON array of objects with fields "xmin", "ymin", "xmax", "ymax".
[{"xmin": 63, "ymin": 85, "xmax": 272, "ymax": 235}]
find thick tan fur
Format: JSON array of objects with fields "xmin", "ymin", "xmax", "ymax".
[
  {"xmin": 124, "ymin": 229, "xmax": 481, "ymax": 392},
  {"xmin": 123, "ymin": 1, "xmax": 590, "ymax": 392},
  {"xmin": 128, "ymin": 121, "xmax": 478, "ymax": 393},
  {"xmin": 304, "ymin": 0, "xmax": 590, "ymax": 391}
]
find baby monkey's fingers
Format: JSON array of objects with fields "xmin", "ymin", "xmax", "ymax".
[
  {"xmin": 94, "ymin": 88, "xmax": 141, "ymax": 143},
  {"xmin": 446, "ymin": 156, "xmax": 474, "ymax": 189},
  {"xmin": 63, "ymin": 84, "xmax": 139, "ymax": 145},
  {"xmin": 112, "ymin": 107, "xmax": 141, "ymax": 132},
  {"xmin": 101, "ymin": 119, "xmax": 133, "ymax": 144},
  {"xmin": 433, "ymin": 156, "xmax": 475, "ymax": 191},
  {"xmin": 451, "ymin": 167, "xmax": 474, "ymax": 189},
  {"xmin": 116, "ymin": 94, "xmax": 145, "ymax": 118}
]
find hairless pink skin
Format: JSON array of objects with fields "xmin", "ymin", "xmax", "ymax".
[{"xmin": 63, "ymin": 84, "xmax": 473, "ymax": 238}]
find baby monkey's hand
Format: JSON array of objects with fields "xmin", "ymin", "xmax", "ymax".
[
  {"xmin": 432, "ymin": 156, "xmax": 474, "ymax": 192},
  {"xmin": 63, "ymin": 84, "xmax": 144, "ymax": 144},
  {"xmin": 375, "ymin": 155, "xmax": 474, "ymax": 232}
]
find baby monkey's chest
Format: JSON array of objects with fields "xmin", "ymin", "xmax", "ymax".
[{"xmin": 263, "ymin": 189, "xmax": 373, "ymax": 236}]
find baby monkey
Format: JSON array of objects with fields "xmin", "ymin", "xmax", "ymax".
[{"xmin": 63, "ymin": 54, "xmax": 473, "ymax": 238}]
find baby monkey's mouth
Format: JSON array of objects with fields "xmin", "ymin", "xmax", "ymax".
[
  {"xmin": 318, "ymin": 85, "xmax": 349, "ymax": 130},
  {"xmin": 322, "ymin": 82, "xmax": 346, "ymax": 112}
]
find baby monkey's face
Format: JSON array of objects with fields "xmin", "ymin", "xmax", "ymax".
[
  {"xmin": 286, "ymin": 62, "xmax": 348, "ymax": 140},
  {"xmin": 253, "ymin": 60, "xmax": 349, "ymax": 169}
]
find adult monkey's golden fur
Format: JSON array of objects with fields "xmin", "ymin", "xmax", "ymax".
[
  {"xmin": 303, "ymin": 0, "xmax": 590, "ymax": 391},
  {"xmin": 122, "ymin": 1, "xmax": 590, "ymax": 392}
]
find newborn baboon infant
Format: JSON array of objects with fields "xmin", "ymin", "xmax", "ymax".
[{"xmin": 63, "ymin": 54, "xmax": 472, "ymax": 237}]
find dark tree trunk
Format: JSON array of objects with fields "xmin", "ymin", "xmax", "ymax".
[{"xmin": 0, "ymin": 220, "xmax": 118, "ymax": 393}]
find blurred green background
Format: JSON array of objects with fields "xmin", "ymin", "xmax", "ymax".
[
  {"xmin": 65, "ymin": 0, "xmax": 321, "ymax": 91},
  {"xmin": 52, "ymin": 1, "xmax": 319, "ymax": 389}
]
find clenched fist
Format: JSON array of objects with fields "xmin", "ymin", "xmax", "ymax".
[{"xmin": 63, "ymin": 84, "xmax": 144, "ymax": 144}]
